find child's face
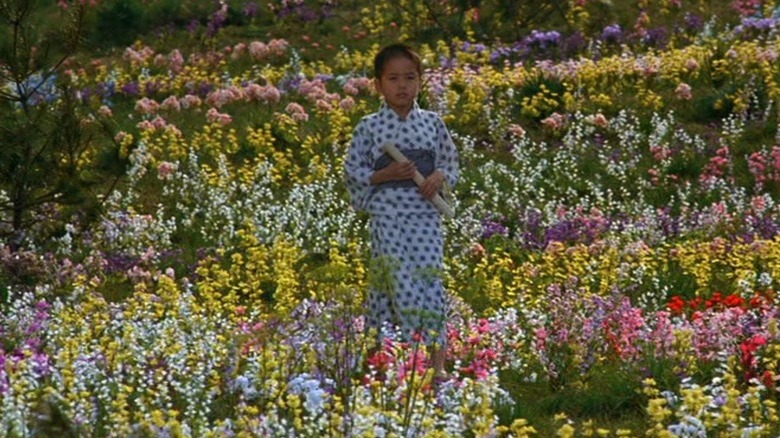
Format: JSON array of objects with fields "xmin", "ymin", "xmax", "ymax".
[{"xmin": 375, "ymin": 56, "xmax": 420, "ymax": 117}]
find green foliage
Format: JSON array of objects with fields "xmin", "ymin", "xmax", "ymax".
[
  {"xmin": 93, "ymin": 0, "xmax": 146, "ymax": 48},
  {"xmin": 500, "ymin": 366, "xmax": 649, "ymax": 435},
  {"xmin": 0, "ymin": 1, "xmax": 123, "ymax": 248}
]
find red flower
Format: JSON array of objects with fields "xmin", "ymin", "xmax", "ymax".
[
  {"xmin": 367, "ymin": 350, "xmax": 393, "ymax": 372},
  {"xmin": 740, "ymin": 334, "xmax": 768, "ymax": 381},
  {"xmin": 763, "ymin": 370, "xmax": 776, "ymax": 389},
  {"xmin": 706, "ymin": 292, "xmax": 723, "ymax": 309},
  {"xmin": 724, "ymin": 294, "xmax": 744, "ymax": 308},
  {"xmin": 668, "ymin": 295, "xmax": 686, "ymax": 315},
  {"xmin": 399, "ymin": 349, "xmax": 429, "ymax": 381}
]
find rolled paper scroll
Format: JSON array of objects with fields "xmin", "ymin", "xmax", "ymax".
[{"xmin": 381, "ymin": 143, "xmax": 455, "ymax": 218}]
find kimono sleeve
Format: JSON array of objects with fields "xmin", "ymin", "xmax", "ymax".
[
  {"xmin": 344, "ymin": 120, "xmax": 375, "ymax": 211},
  {"xmin": 434, "ymin": 116, "xmax": 459, "ymax": 188}
]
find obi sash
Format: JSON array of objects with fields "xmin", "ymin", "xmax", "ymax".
[{"xmin": 373, "ymin": 148, "xmax": 434, "ymax": 189}]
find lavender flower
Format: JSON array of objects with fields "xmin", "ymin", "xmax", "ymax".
[
  {"xmin": 481, "ymin": 217, "xmax": 509, "ymax": 239},
  {"xmin": 120, "ymin": 81, "xmax": 140, "ymax": 96},
  {"xmin": 600, "ymin": 24, "xmax": 623, "ymax": 43},
  {"xmin": 243, "ymin": 1, "xmax": 259, "ymax": 18}
]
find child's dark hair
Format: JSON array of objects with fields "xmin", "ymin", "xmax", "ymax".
[{"xmin": 373, "ymin": 43, "xmax": 422, "ymax": 79}]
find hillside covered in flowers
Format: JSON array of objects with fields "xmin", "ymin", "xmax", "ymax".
[{"xmin": 3, "ymin": 0, "xmax": 780, "ymax": 436}]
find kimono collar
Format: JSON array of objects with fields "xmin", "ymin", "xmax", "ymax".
[{"xmin": 378, "ymin": 101, "xmax": 421, "ymax": 122}]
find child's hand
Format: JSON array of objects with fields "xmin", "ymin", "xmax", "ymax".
[
  {"xmin": 371, "ymin": 161, "xmax": 417, "ymax": 184},
  {"xmin": 420, "ymin": 170, "xmax": 445, "ymax": 199}
]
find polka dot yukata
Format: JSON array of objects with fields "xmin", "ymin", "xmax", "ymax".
[{"xmin": 345, "ymin": 102, "xmax": 459, "ymax": 345}]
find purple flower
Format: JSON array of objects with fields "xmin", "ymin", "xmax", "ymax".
[
  {"xmin": 600, "ymin": 24, "xmax": 622, "ymax": 43},
  {"xmin": 561, "ymin": 32, "xmax": 587, "ymax": 57},
  {"xmin": 736, "ymin": 17, "xmax": 780, "ymax": 34},
  {"xmin": 440, "ymin": 55, "xmax": 456, "ymax": 69},
  {"xmin": 187, "ymin": 19, "xmax": 200, "ymax": 33},
  {"xmin": 144, "ymin": 80, "xmax": 162, "ymax": 95},
  {"xmin": 683, "ymin": 13, "xmax": 704, "ymax": 32},
  {"xmin": 120, "ymin": 81, "xmax": 140, "ymax": 96},
  {"xmin": 243, "ymin": 1, "xmax": 259, "ymax": 18},
  {"xmin": 207, "ymin": 2, "xmax": 229, "ymax": 38},
  {"xmin": 527, "ymin": 30, "xmax": 561, "ymax": 49},
  {"xmin": 481, "ymin": 217, "xmax": 509, "ymax": 239},
  {"xmin": 31, "ymin": 352, "xmax": 51, "ymax": 376},
  {"xmin": 643, "ymin": 27, "xmax": 669, "ymax": 48}
]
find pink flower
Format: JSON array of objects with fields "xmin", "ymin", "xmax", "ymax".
[
  {"xmin": 590, "ymin": 113, "xmax": 608, "ymax": 128},
  {"xmin": 675, "ymin": 83, "xmax": 692, "ymax": 100},
  {"xmin": 114, "ymin": 131, "xmax": 129, "ymax": 143},
  {"xmin": 206, "ymin": 107, "xmax": 232, "ymax": 125},
  {"xmin": 206, "ymin": 89, "xmax": 238, "ymax": 108},
  {"xmin": 160, "ymin": 96, "xmax": 181, "ymax": 112},
  {"xmin": 541, "ymin": 112, "xmax": 565, "ymax": 130},
  {"xmin": 268, "ymin": 39, "xmax": 289, "ymax": 55},
  {"xmin": 316, "ymin": 99, "xmax": 334, "ymax": 112},
  {"xmin": 97, "ymin": 105, "xmax": 113, "ymax": 118},
  {"xmin": 135, "ymin": 97, "xmax": 159, "ymax": 115},
  {"xmin": 647, "ymin": 168, "xmax": 661, "ymax": 185},
  {"xmin": 157, "ymin": 161, "xmax": 178, "ymax": 180},
  {"xmin": 461, "ymin": 358, "xmax": 490, "ymax": 379},
  {"xmin": 343, "ymin": 77, "xmax": 372, "ymax": 95},
  {"xmin": 153, "ymin": 54, "xmax": 167, "ymax": 68},
  {"xmin": 299, "ymin": 78, "xmax": 328, "ymax": 101},
  {"xmin": 136, "ymin": 120, "xmax": 155, "ymax": 131},
  {"xmin": 748, "ymin": 151, "xmax": 768, "ymax": 184},
  {"xmin": 151, "ymin": 116, "xmax": 168, "ymax": 129},
  {"xmin": 758, "ymin": 48, "xmax": 778, "ymax": 63},
  {"xmin": 751, "ymin": 195, "xmax": 767, "ymax": 214},
  {"xmin": 339, "ymin": 96, "xmax": 356, "ymax": 111},
  {"xmin": 685, "ymin": 58, "xmax": 699, "ymax": 71},
  {"xmin": 180, "ymin": 94, "xmax": 202, "ymax": 109},
  {"xmin": 231, "ymin": 42, "xmax": 247, "ymax": 60},
  {"xmin": 285, "ymin": 102, "xmax": 309, "ymax": 122},
  {"xmin": 123, "ymin": 45, "xmax": 155, "ymax": 65},
  {"xmin": 168, "ymin": 49, "xmax": 185, "ymax": 74},
  {"xmin": 245, "ymin": 84, "xmax": 281, "ymax": 103},
  {"xmin": 343, "ymin": 84, "xmax": 359, "ymax": 95},
  {"xmin": 248, "ymin": 41, "xmax": 269, "ymax": 60},
  {"xmin": 471, "ymin": 242, "xmax": 485, "ymax": 257},
  {"xmin": 649, "ymin": 144, "xmax": 672, "ymax": 161},
  {"xmin": 398, "ymin": 349, "xmax": 429, "ymax": 381},
  {"xmin": 508, "ymin": 124, "xmax": 526, "ymax": 138},
  {"xmin": 476, "ymin": 318, "xmax": 491, "ymax": 334}
]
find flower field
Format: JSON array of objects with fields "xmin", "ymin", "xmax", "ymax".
[{"xmin": 4, "ymin": 0, "xmax": 780, "ymax": 436}]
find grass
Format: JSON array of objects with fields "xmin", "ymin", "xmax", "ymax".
[{"xmin": 499, "ymin": 367, "xmax": 649, "ymax": 435}]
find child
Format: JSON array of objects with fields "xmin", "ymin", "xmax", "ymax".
[{"xmin": 344, "ymin": 43, "xmax": 459, "ymax": 372}]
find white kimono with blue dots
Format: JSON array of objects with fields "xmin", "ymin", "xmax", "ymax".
[{"xmin": 345, "ymin": 102, "xmax": 459, "ymax": 344}]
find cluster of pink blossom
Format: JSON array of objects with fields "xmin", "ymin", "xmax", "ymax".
[
  {"xmin": 530, "ymin": 277, "xmax": 780, "ymax": 387},
  {"xmin": 284, "ymin": 102, "xmax": 309, "ymax": 121},
  {"xmin": 123, "ymin": 45, "xmax": 156, "ymax": 66},
  {"xmin": 541, "ymin": 112, "xmax": 566, "ymax": 130},
  {"xmin": 205, "ymin": 87, "xmax": 244, "ymax": 108},
  {"xmin": 748, "ymin": 145, "xmax": 780, "ymax": 188},
  {"xmin": 136, "ymin": 116, "xmax": 169, "ymax": 132},
  {"xmin": 244, "ymin": 83, "xmax": 282, "ymax": 103},
  {"xmin": 675, "ymin": 82, "xmax": 693, "ymax": 100},
  {"xmin": 206, "ymin": 107, "xmax": 232, "ymax": 125},
  {"xmin": 342, "ymin": 77, "xmax": 372, "ymax": 96},
  {"xmin": 134, "ymin": 97, "xmax": 159, "ymax": 115},
  {"xmin": 700, "ymin": 146, "xmax": 732, "ymax": 184},
  {"xmin": 731, "ymin": 0, "xmax": 765, "ymax": 17}
]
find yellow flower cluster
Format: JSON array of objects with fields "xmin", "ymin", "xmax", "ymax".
[
  {"xmin": 453, "ymin": 237, "xmax": 780, "ymax": 314},
  {"xmin": 643, "ymin": 368, "xmax": 780, "ymax": 436}
]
